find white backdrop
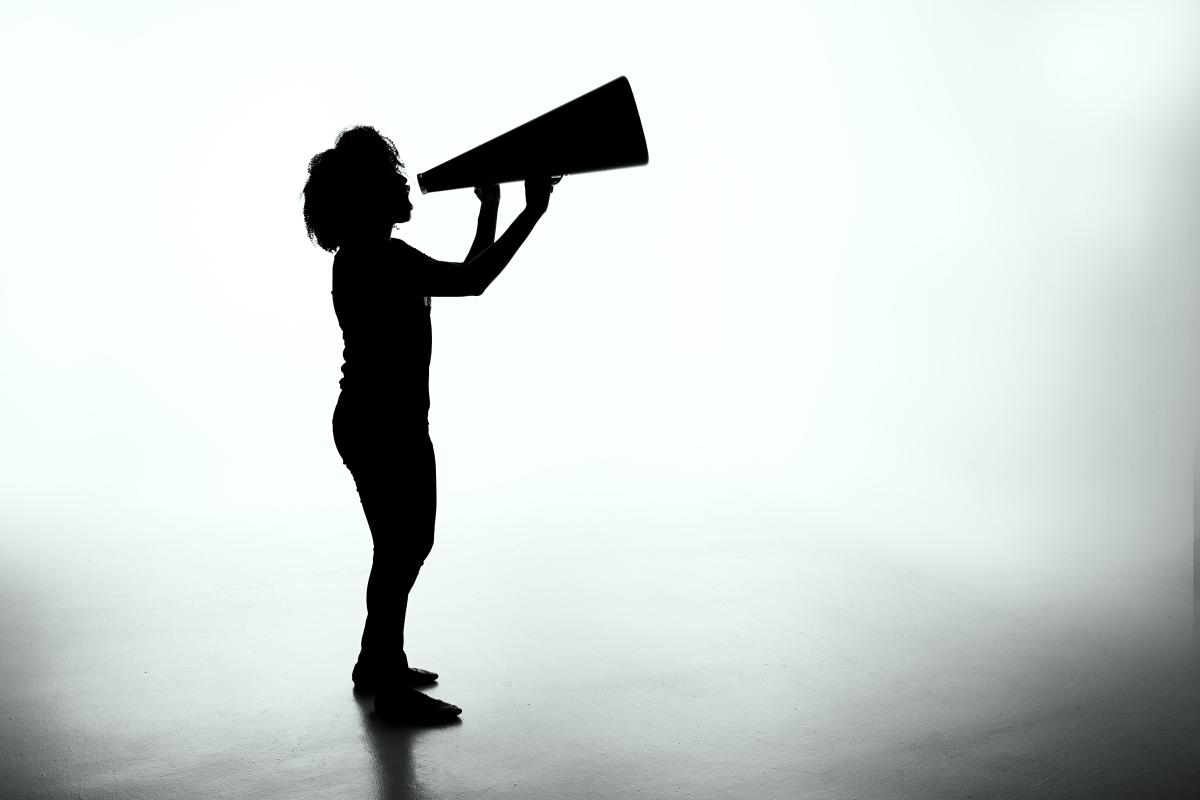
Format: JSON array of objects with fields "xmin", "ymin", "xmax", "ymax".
[{"xmin": 2, "ymin": 1, "xmax": 1196, "ymax": 587}]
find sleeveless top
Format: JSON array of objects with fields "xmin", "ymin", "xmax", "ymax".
[{"xmin": 332, "ymin": 239, "xmax": 432, "ymax": 422}]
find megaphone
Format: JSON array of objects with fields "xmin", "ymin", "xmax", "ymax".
[{"xmin": 416, "ymin": 76, "xmax": 649, "ymax": 194}]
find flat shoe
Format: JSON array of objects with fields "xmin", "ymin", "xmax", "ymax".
[
  {"xmin": 353, "ymin": 664, "xmax": 439, "ymax": 691},
  {"xmin": 374, "ymin": 686, "xmax": 462, "ymax": 724},
  {"xmin": 404, "ymin": 667, "xmax": 439, "ymax": 687}
]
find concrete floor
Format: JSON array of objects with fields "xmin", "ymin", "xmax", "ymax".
[{"xmin": 2, "ymin": 498, "xmax": 1197, "ymax": 800}]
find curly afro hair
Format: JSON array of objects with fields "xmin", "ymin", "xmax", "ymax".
[{"xmin": 303, "ymin": 126, "xmax": 406, "ymax": 252}]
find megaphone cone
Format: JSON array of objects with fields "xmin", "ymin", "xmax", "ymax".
[{"xmin": 416, "ymin": 77, "xmax": 649, "ymax": 194}]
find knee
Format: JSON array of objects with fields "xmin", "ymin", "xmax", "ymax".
[{"xmin": 374, "ymin": 537, "xmax": 433, "ymax": 569}]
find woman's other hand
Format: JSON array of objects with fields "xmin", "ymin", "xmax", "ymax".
[
  {"xmin": 474, "ymin": 184, "xmax": 500, "ymax": 205},
  {"xmin": 524, "ymin": 176, "xmax": 555, "ymax": 214}
]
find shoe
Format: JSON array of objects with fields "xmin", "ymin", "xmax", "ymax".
[
  {"xmin": 374, "ymin": 686, "xmax": 462, "ymax": 724},
  {"xmin": 402, "ymin": 667, "xmax": 439, "ymax": 687},
  {"xmin": 353, "ymin": 663, "xmax": 439, "ymax": 691}
]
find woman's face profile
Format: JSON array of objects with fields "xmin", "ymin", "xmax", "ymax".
[{"xmin": 390, "ymin": 169, "xmax": 412, "ymax": 225}]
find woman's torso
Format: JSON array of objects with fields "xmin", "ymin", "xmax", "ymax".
[{"xmin": 332, "ymin": 239, "xmax": 433, "ymax": 424}]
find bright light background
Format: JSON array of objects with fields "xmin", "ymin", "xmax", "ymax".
[{"xmin": 1, "ymin": 1, "xmax": 1196, "ymax": 586}]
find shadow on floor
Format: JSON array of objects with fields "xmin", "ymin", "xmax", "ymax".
[{"xmin": 354, "ymin": 690, "xmax": 462, "ymax": 800}]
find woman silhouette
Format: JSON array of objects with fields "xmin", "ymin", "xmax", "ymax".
[{"xmin": 303, "ymin": 126, "xmax": 553, "ymax": 723}]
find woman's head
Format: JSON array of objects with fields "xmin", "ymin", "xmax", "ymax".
[{"xmin": 303, "ymin": 126, "xmax": 412, "ymax": 252}]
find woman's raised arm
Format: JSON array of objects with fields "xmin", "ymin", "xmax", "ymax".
[
  {"xmin": 464, "ymin": 184, "xmax": 500, "ymax": 262},
  {"xmin": 400, "ymin": 177, "xmax": 555, "ymax": 297}
]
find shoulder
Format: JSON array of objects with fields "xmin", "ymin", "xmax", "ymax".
[
  {"xmin": 388, "ymin": 238, "xmax": 433, "ymax": 262},
  {"xmin": 334, "ymin": 239, "xmax": 438, "ymax": 292},
  {"xmin": 337, "ymin": 238, "xmax": 431, "ymax": 262},
  {"xmin": 334, "ymin": 240, "xmax": 380, "ymax": 265}
]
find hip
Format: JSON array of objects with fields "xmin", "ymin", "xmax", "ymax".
[{"xmin": 334, "ymin": 393, "xmax": 430, "ymax": 454}]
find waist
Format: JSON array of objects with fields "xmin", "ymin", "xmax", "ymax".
[{"xmin": 335, "ymin": 390, "xmax": 428, "ymax": 420}]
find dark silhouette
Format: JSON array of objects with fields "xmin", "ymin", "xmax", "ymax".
[
  {"xmin": 416, "ymin": 75, "xmax": 648, "ymax": 194},
  {"xmin": 304, "ymin": 126, "xmax": 553, "ymax": 724}
]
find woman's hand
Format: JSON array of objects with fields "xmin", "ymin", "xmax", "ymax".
[
  {"xmin": 524, "ymin": 176, "xmax": 556, "ymax": 214},
  {"xmin": 474, "ymin": 184, "xmax": 500, "ymax": 204}
]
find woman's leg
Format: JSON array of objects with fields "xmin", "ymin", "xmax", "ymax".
[{"xmin": 345, "ymin": 431, "xmax": 437, "ymax": 679}]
